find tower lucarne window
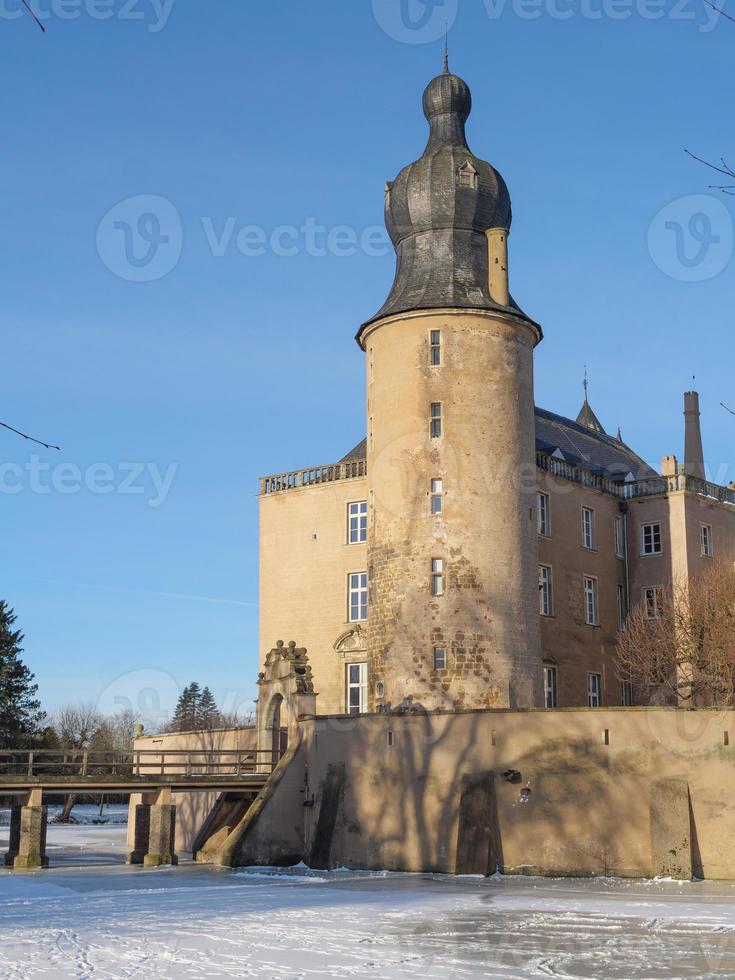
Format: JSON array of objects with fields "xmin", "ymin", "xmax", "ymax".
[{"xmin": 457, "ymin": 160, "xmax": 478, "ymax": 189}]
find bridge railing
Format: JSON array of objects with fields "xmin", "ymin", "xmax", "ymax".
[{"xmin": 0, "ymin": 748, "xmax": 279, "ymax": 782}]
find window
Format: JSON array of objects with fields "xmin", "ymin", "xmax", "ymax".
[
  {"xmin": 431, "ymin": 479, "xmax": 443, "ymax": 515},
  {"xmin": 348, "ymin": 501, "xmax": 367, "ymax": 544},
  {"xmin": 701, "ymin": 524, "xmax": 713, "ymax": 558},
  {"xmin": 582, "ymin": 507, "xmax": 596, "ymax": 550},
  {"xmin": 430, "ymin": 330, "xmax": 441, "ymax": 366},
  {"xmin": 621, "ymin": 680, "xmax": 634, "ymax": 707},
  {"xmin": 543, "ymin": 664, "xmax": 558, "ymax": 708},
  {"xmin": 587, "ymin": 673, "xmax": 602, "ymax": 708},
  {"xmin": 346, "ymin": 663, "xmax": 368, "ymax": 715},
  {"xmin": 369, "ymin": 416, "xmax": 374, "ymax": 452},
  {"xmin": 614, "ymin": 516, "xmax": 625, "ymax": 559},
  {"xmin": 539, "ymin": 565, "xmax": 553, "ymax": 617},
  {"xmin": 643, "ymin": 586, "xmax": 663, "ymax": 620},
  {"xmin": 641, "ymin": 522, "xmax": 662, "ymax": 556},
  {"xmin": 537, "ymin": 492, "xmax": 550, "ymax": 537},
  {"xmin": 433, "ymin": 646, "xmax": 447, "ymax": 670},
  {"xmin": 430, "ymin": 403, "xmax": 442, "ymax": 439},
  {"xmin": 368, "ymin": 347, "xmax": 374, "ymax": 384},
  {"xmin": 431, "ymin": 558, "xmax": 444, "ymax": 597},
  {"xmin": 584, "ymin": 576, "xmax": 599, "ymax": 626},
  {"xmin": 348, "ymin": 572, "xmax": 368, "ymax": 623},
  {"xmin": 617, "ymin": 584, "xmax": 626, "ymax": 631},
  {"xmin": 457, "ymin": 160, "xmax": 478, "ymax": 189}
]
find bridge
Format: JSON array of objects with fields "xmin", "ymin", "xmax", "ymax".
[{"xmin": 0, "ymin": 749, "xmax": 277, "ymax": 870}]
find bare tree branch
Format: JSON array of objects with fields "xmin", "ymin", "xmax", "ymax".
[
  {"xmin": 701, "ymin": 0, "xmax": 735, "ymax": 22},
  {"xmin": 0, "ymin": 421, "xmax": 60, "ymax": 451},
  {"xmin": 685, "ymin": 149, "xmax": 735, "ymax": 195}
]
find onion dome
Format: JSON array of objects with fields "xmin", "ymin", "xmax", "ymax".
[{"xmin": 358, "ymin": 68, "xmax": 535, "ymax": 342}]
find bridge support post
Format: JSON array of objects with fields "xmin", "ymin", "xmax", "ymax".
[
  {"xmin": 126, "ymin": 801, "xmax": 151, "ymax": 865},
  {"xmin": 144, "ymin": 787, "xmax": 178, "ymax": 868},
  {"xmin": 8, "ymin": 789, "xmax": 48, "ymax": 870}
]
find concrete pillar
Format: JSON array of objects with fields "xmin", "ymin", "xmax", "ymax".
[
  {"xmin": 10, "ymin": 789, "xmax": 48, "ymax": 871},
  {"xmin": 650, "ymin": 778, "xmax": 693, "ymax": 880},
  {"xmin": 3, "ymin": 804, "xmax": 22, "ymax": 867},
  {"xmin": 126, "ymin": 802, "xmax": 151, "ymax": 865},
  {"xmin": 143, "ymin": 787, "xmax": 178, "ymax": 867},
  {"xmin": 683, "ymin": 391, "xmax": 705, "ymax": 480}
]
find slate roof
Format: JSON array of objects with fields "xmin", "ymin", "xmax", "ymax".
[
  {"xmin": 339, "ymin": 407, "xmax": 657, "ymax": 482},
  {"xmin": 357, "ymin": 70, "xmax": 539, "ymax": 344}
]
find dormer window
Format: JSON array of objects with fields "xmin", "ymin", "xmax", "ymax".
[{"xmin": 457, "ymin": 161, "xmax": 478, "ymax": 189}]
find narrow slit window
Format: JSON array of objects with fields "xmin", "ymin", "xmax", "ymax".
[
  {"xmin": 433, "ymin": 646, "xmax": 447, "ymax": 670},
  {"xmin": 430, "ymin": 330, "xmax": 441, "ymax": 366},
  {"xmin": 431, "ymin": 558, "xmax": 444, "ymax": 597}
]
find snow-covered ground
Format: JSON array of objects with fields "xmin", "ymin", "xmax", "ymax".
[{"xmin": 2, "ymin": 822, "xmax": 735, "ymax": 978}]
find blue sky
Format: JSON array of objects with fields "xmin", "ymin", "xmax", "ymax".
[{"xmin": 1, "ymin": 0, "xmax": 732, "ymax": 721}]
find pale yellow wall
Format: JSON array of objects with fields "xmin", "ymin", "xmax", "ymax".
[
  {"xmin": 537, "ymin": 477, "xmax": 626, "ymax": 706},
  {"xmin": 259, "ymin": 478, "xmax": 368, "ymax": 715},
  {"xmin": 362, "ymin": 309, "xmax": 542, "ymax": 711},
  {"xmin": 294, "ymin": 707, "xmax": 735, "ymax": 878}
]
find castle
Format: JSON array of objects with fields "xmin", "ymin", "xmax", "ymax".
[{"xmin": 258, "ymin": 66, "xmax": 735, "ymax": 717}]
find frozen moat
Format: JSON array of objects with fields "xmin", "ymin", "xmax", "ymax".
[{"xmin": 1, "ymin": 819, "xmax": 735, "ymax": 978}]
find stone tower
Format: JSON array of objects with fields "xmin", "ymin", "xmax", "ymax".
[{"xmin": 356, "ymin": 68, "xmax": 543, "ymax": 712}]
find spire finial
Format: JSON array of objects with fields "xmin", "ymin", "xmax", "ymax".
[
  {"xmin": 443, "ymin": 25, "xmax": 449, "ymax": 74},
  {"xmin": 583, "ymin": 365, "xmax": 589, "ymax": 402}
]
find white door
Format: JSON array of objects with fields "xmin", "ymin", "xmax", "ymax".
[{"xmin": 346, "ymin": 663, "xmax": 368, "ymax": 715}]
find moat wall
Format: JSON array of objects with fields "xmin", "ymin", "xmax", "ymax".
[{"xmin": 235, "ymin": 707, "xmax": 735, "ymax": 879}]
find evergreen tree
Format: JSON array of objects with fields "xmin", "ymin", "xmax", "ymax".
[
  {"xmin": 199, "ymin": 687, "xmax": 220, "ymax": 729},
  {"xmin": 0, "ymin": 601, "xmax": 45, "ymax": 748},
  {"xmin": 187, "ymin": 682, "xmax": 202, "ymax": 727},
  {"xmin": 171, "ymin": 682, "xmax": 203, "ymax": 731}
]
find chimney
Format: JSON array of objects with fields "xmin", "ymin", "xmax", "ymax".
[
  {"xmin": 661, "ymin": 455, "xmax": 678, "ymax": 477},
  {"xmin": 683, "ymin": 391, "xmax": 705, "ymax": 480},
  {"xmin": 487, "ymin": 227, "xmax": 509, "ymax": 307}
]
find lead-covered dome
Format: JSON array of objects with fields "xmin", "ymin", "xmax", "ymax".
[{"xmin": 359, "ymin": 69, "xmax": 533, "ymax": 341}]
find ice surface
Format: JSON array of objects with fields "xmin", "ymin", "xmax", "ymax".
[{"xmin": 1, "ymin": 824, "xmax": 735, "ymax": 978}]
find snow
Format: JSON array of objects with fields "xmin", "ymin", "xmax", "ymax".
[{"xmin": 2, "ymin": 824, "xmax": 735, "ymax": 977}]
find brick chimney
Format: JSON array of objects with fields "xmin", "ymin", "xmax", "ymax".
[{"xmin": 683, "ymin": 391, "xmax": 705, "ymax": 480}]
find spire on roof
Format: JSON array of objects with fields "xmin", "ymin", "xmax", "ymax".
[
  {"xmin": 443, "ymin": 26, "xmax": 449, "ymax": 74},
  {"xmin": 576, "ymin": 367, "xmax": 606, "ymax": 434},
  {"xmin": 616, "ymin": 427, "xmax": 624, "ymax": 443}
]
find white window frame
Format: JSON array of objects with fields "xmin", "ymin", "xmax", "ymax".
[
  {"xmin": 348, "ymin": 572, "xmax": 368, "ymax": 623},
  {"xmin": 641, "ymin": 522, "xmax": 663, "ymax": 557},
  {"xmin": 430, "ymin": 329, "xmax": 441, "ymax": 366},
  {"xmin": 584, "ymin": 576, "xmax": 599, "ymax": 626},
  {"xmin": 543, "ymin": 664, "xmax": 558, "ymax": 708},
  {"xmin": 346, "ymin": 662, "xmax": 368, "ymax": 715},
  {"xmin": 430, "ymin": 403, "xmax": 442, "ymax": 439},
  {"xmin": 537, "ymin": 492, "xmax": 551, "ymax": 537},
  {"xmin": 582, "ymin": 507, "xmax": 596, "ymax": 551},
  {"xmin": 431, "ymin": 558, "xmax": 444, "ymax": 597},
  {"xmin": 701, "ymin": 523, "xmax": 714, "ymax": 558},
  {"xmin": 587, "ymin": 672, "xmax": 602, "ymax": 708},
  {"xmin": 539, "ymin": 565, "xmax": 553, "ymax": 617},
  {"xmin": 643, "ymin": 585, "xmax": 663, "ymax": 620},
  {"xmin": 430, "ymin": 479, "xmax": 443, "ymax": 515},
  {"xmin": 348, "ymin": 501, "xmax": 367, "ymax": 545},
  {"xmin": 614, "ymin": 515, "xmax": 625, "ymax": 560},
  {"xmin": 433, "ymin": 646, "xmax": 447, "ymax": 670}
]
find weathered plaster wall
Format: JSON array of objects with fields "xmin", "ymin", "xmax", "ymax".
[
  {"xmin": 537, "ymin": 477, "xmax": 626, "ymax": 706},
  {"xmin": 363, "ymin": 309, "xmax": 542, "ymax": 712},
  {"xmin": 259, "ymin": 478, "xmax": 368, "ymax": 714},
  {"xmin": 231, "ymin": 708, "xmax": 735, "ymax": 880}
]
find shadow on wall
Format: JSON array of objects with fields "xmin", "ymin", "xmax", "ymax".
[{"xmin": 303, "ymin": 709, "xmax": 708, "ymax": 879}]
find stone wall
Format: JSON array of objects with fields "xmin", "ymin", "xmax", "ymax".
[{"xmin": 230, "ymin": 707, "xmax": 735, "ymax": 880}]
